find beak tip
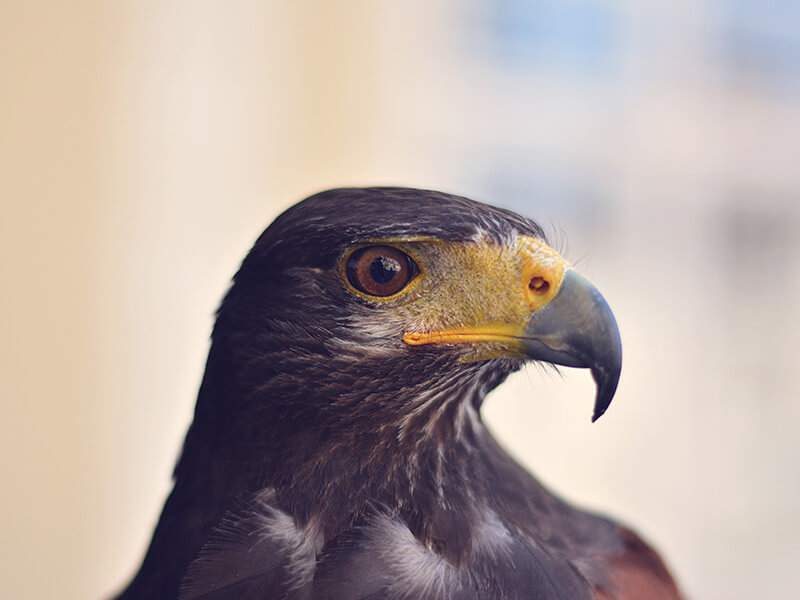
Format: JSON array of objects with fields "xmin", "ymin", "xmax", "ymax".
[
  {"xmin": 591, "ymin": 399, "xmax": 610, "ymax": 422},
  {"xmin": 591, "ymin": 399, "xmax": 609, "ymax": 423},
  {"xmin": 590, "ymin": 362, "xmax": 621, "ymax": 423}
]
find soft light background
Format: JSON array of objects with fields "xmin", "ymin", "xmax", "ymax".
[{"xmin": 2, "ymin": 2, "xmax": 799, "ymax": 599}]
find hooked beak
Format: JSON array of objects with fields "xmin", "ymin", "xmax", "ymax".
[
  {"xmin": 402, "ymin": 237, "xmax": 622, "ymax": 421},
  {"xmin": 522, "ymin": 268, "xmax": 621, "ymax": 422}
]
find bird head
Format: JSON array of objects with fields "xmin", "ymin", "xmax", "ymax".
[{"xmin": 208, "ymin": 187, "xmax": 620, "ymax": 439}]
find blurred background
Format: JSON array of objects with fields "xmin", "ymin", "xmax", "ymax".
[{"xmin": 2, "ymin": 1, "xmax": 799, "ymax": 598}]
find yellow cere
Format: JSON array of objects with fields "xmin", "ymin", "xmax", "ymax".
[
  {"xmin": 517, "ymin": 236, "xmax": 569, "ymax": 312},
  {"xmin": 359, "ymin": 235, "xmax": 572, "ymax": 358}
]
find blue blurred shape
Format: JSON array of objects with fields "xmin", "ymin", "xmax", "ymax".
[
  {"xmin": 478, "ymin": 0, "xmax": 620, "ymax": 75},
  {"xmin": 717, "ymin": 0, "xmax": 800, "ymax": 82}
]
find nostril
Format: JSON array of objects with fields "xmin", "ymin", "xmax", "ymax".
[{"xmin": 529, "ymin": 276, "xmax": 550, "ymax": 294}]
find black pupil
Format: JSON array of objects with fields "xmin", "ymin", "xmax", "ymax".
[{"xmin": 370, "ymin": 256, "xmax": 401, "ymax": 284}]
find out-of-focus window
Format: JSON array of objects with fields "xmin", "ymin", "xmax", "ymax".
[
  {"xmin": 715, "ymin": 0, "xmax": 800, "ymax": 85},
  {"xmin": 468, "ymin": 0, "xmax": 621, "ymax": 77}
]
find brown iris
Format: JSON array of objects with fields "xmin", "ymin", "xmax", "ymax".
[{"xmin": 346, "ymin": 246, "xmax": 418, "ymax": 297}]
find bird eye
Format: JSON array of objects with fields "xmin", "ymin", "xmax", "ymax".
[{"xmin": 346, "ymin": 246, "xmax": 418, "ymax": 297}]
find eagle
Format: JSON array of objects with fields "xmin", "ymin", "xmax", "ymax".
[{"xmin": 116, "ymin": 187, "xmax": 683, "ymax": 600}]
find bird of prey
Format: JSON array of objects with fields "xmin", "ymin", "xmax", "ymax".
[{"xmin": 116, "ymin": 187, "xmax": 682, "ymax": 600}]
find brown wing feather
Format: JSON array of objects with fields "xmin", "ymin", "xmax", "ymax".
[{"xmin": 594, "ymin": 527, "xmax": 685, "ymax": 600}]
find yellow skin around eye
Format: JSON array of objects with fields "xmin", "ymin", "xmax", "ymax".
[{"xmin": 342, "ymin": 236, "xmax": 571, "ymax": 360}]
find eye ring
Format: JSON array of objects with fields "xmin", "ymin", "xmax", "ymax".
[{"xmin": 346, "ymin": 246, "xmax": 419, "ymax": 297}]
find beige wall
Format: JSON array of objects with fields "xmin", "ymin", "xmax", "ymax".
[{"xmin": 2, "ymin": 2, "xmax": 799, "ymax": 599}]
